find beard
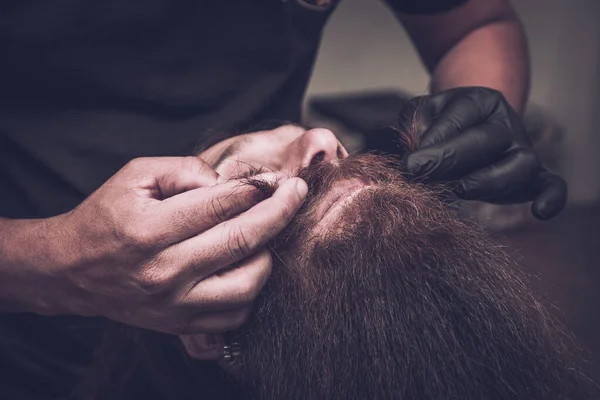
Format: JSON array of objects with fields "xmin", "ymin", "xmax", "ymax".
[
  {"xmin": 77, "ymin": 153, "xmax": 596, "ymax": 400},
  {"xmin": 225, "ymin": 153, "xmax": 594, "ymax": 400}
]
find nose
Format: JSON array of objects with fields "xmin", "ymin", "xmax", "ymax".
[{"xmin": 298, "ymin": 128, "xmax": 349, "ymax": 167}]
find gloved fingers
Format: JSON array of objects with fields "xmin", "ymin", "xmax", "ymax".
[
  {"xmin": 405, "ymin": 123, "xmax": 512, "ymax": 181},
  {"xmin": 417, "ymin": 94, "xmax": 489, "ymax": 148},
  {"xmin": 456, "ymin": 148, "xmax": 542, "ymax": 202},
  {"xmin": 531, "ymin": 170, "xmax": 568, "ymax": 220}
]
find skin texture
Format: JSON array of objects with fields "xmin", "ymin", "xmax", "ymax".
[{"xmin": 0, "ymin": 155, "xmax": 308, "ymax": 334}]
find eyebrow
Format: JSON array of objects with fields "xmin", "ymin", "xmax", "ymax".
[{"xmin": 212, "ymin": 137, "xmax": 252, "ymax": 169}]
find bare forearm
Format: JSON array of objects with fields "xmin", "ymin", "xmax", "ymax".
[{"xmin": 430, "ymin": 18, "xmax": 530, "ymax": 114}]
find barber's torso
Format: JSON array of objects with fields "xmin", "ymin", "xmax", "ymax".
[
  {"xmin": 0, "ymin": 0, "xmax": 336, "ymax": 220},
  {"xmin": 0, "ymin": 0, "xmax": 465, "ymax": 398}
]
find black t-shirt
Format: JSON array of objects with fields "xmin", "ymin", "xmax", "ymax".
[{"xmin": 0, "ymin": 0, "xmax": 465, "ymax": 398}]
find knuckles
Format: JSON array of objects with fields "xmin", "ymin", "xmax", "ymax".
[
  {"xmin": 460, "ymin": 86, "xmax": 504, "ymax": 104},
  {"xmin": 209, "ymin": 194, "xmax": 231, "ymax": 225},
  {"xmin": 129, "ymin": 256, "xmax": 179, "ymax": 299},
  {"xmin": 137, "ymin": 269, "xmax": 174, "ymax": 297},
  {"xmin": 470, "ymin": 86, "xmax": 503, "ymax": 99},
  {"xmin": 226, "ymin": 225, "xmax": 255, "ymax": 261},
  {"xmin": 117, "ymin": 219, "xmax": 159, "ymax": 251},
  {"xmin": 123, "ymin": 157, "xmax": 149, "ymax": 173}
]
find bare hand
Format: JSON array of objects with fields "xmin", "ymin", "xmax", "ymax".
[{"xmin": 35, "ymin": 156, "xmax": 307, "ymax": 334}]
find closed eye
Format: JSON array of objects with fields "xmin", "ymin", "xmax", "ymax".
[{"xmin": 236, "ymin": 165, "xmax": 267, "ymax": 179}]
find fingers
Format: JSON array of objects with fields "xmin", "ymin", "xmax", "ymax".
[
  {"xmin": 147, "ymin": 178, "xmax": 273, "ymax": 246},
  {"xmin": 183, "ymin": 248, "xmax": 273, "ymax": 311},
  {"xmin": 174, "ymin": 177, "xmax": 307, "ymax": 277},
  {"xmin": 169, "ymin": 249, "xmax": 273, "ymax": 335},
  {"xmin": 416, "ymin": 92, "xmax": 490, "ymax": 148},
  {"xmin": 155, "ymin": 157, "xmax": 221, "ymax": 198},
  {"xmin": 183, "ymin": 306, "xmax": 253, "ymax": 334},
  {"xmin": 531, "ymin": 170, "xmax": 568, "ymax": 220},
  {"xmin": 458, "ymin": 158, "xmax": 567, "ymax": 219},
  {"xmin": 457, "ymin": 148, "xmax": 542, "ymax": 201},
  {"xmin": 123, "ymin": 156, "xmax": 220, "ymax": 196},
  {"xmin": 405, "ymin": 123, "xmax": 512, "ymax": 180}
]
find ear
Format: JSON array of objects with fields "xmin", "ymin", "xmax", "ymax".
[{"xmin": 179, "ymin": 334, "xmax": 225, "ymax": 360}]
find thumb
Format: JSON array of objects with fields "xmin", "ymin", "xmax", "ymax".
[{"xmin": 531, "ymin": 170, "xmax": 568, "ymax": 220}]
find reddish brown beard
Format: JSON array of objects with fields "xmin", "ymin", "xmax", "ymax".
[
  {"xmin": 75, "ymin": 153, "xmax": 598, "ymax": 400},
  {"xmin": 227, "ymin": 153, "xmax": 596, "ymax": 400}
]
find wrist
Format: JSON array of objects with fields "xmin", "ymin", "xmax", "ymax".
[{"xmin": 0, "ymin": 214, "xmax": 76, "ymax": 314}]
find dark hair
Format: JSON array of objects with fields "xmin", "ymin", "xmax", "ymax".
[{"xmin": 73, "ymin": 104, "xmax": 599, "ymax": 400}]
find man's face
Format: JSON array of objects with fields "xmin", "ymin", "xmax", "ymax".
[
  {"xmin": 179, "ymin": 125, "xmax": 589, "ymax": 400},
  {"xmin": 198, "ymin": 124, "xmax": 389, "ymax": 238},
  {"xmin": 181, "ymin": 124, "xmax": 358, "ymax": 354},
  {"xmin": 199, "ymin": 124, "xmax": 349, "ymax": 179}
]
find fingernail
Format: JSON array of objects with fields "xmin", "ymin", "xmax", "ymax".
[{"xmin": 295, "ymin": 178, "xmax": 308, "ymax": 200}]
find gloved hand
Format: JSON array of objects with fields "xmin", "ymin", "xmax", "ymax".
[{"xmin": 389, "ymin": 86, "xmax": 567, "ymax": 220}]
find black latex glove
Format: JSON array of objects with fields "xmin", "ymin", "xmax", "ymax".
[{"xmin": 384, "ymin": 87, "xmax": 567, "ymax": 220}]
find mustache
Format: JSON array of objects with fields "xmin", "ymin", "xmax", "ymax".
[
  {"xmin": 243, "ymin": 152, "xmax": 454, "ymax": 248},
  {"xmin": 246, "ymin": 152, "xmax": 410, "ymax": 195}
]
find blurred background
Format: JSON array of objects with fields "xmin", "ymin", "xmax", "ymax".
[{"xmin": 303, "ymin": 0, "xmax": 600, "ymax": 382}]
